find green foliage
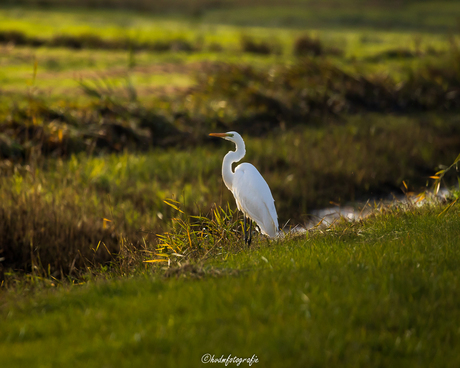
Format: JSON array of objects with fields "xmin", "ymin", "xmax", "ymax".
[{"xmin": 154, "ymin": 200, "xmax": 242, "ymax": 261}]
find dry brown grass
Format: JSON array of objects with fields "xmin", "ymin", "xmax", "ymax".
[{"xmin": 0, "ymin": 191, "xmax": 119, "ymax": 278}]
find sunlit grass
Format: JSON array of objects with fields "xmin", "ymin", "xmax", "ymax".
[
  {"xmin": 1, "ymin": 202, "xmax": 460, "ymax": 367},
  {"xmin": 0, "ymin": 5, "xmax": 457, "ymax": 102}
]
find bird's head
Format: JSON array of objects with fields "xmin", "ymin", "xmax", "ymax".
[{"xmin": 209, "ymin": 131, "xmax": 242, "ymax": 143}]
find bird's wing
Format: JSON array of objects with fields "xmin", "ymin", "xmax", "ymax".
[{"xmin": 232, "ymin": 163, "xmax": 279, "ymax": 237}]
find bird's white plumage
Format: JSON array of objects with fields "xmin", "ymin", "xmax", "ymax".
[
  {"xmin": 210, "ymin": 131, "xmax": 279, "ymax": 239},
  {"xmin": 232, "ymin": 163, "xmax": 279, "ymax": 237}
]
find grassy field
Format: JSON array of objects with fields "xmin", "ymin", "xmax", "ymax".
[
  {"xmin": 0, "ymin": 4, "xmax": 458, "ymax": 102},
  {"xmin": 2, "ymin": 203, "xmax": 460, "ymax": 367},
  {"xmin": 1, "ymin": 2, "xmax": 460, "ymax": 366}
]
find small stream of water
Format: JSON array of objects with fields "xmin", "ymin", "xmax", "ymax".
[{"xmin": 286, "ymin": 188, "xmax": 453, "ymax": 235}]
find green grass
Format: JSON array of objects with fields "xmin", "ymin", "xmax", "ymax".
[
  {"xmin": 1, "ymin": 3, "xmax": 460, "ymax": 366},
  {"xmin": 0, "ymin": 5, "xmax": 457, "ymax": 103},
  {"xmin": 3, "ymin": 1, "xmax": 460, "ymax": 33},
  {"xmin": 205, "ymin": 3, "xmax": 459, "ymax": 33},
  {"xmin": 2, "ymin": 203, "xmax": 460, "ymax": 367}
]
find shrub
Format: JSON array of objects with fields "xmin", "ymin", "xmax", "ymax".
[{"xmin": 293, "ymin": 35, "xmax": 323, "ymax": 57}]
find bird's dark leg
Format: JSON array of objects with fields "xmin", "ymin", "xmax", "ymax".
[
  {"xmin": 243, "ymin": 215, "xmax": 248, "ymax": 244},
  {"xmin": 247, "ymin": 219, "xmax": 253, "ymax": 247}
]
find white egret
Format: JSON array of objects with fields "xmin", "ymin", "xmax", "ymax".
[{"xmin": 209, "ymin": 131, "xmax": 279, "ymax": 245}]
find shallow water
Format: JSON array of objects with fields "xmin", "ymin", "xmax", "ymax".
[{"xmin": 285, "ymin": 188, "xmax": 452, "ymax": 235}]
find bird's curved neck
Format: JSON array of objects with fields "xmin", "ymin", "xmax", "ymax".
[{"xmin": 222, "ymin": 139, "xmax": 245, "ymax": 190}]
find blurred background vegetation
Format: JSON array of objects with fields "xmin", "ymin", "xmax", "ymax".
[{"xmin": 1, "ymin": 0, "xmax": 460, "ymax": 277}]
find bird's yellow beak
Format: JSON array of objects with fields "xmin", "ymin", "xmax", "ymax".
[{"xmin": 209, "ymin": 133, "xmax": 228, "ymax": 138}]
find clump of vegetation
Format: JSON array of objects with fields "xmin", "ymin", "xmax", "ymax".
[
  {"xmin": 366, "ymin": 47, "xmax": 417, "ymax": 62},
  {"xmin": 151, "ymin": 200, "xmax": 243, "ymax": 263},
  {"xmin": 50, "ymin": 34, "xmax": 109, "ymax": 50},
  {"xmin": 0, "ymin": 30, "xmax": 29, "ymax": 45},
  {"xmin": 0, "ymin": 188, "xmax": 119, "ymax": 278},
  {"xmin": 240, "ymin": 35, "xmax": 280, "ymax": 55},
  {"xmin": 180, "ymin": 52, "xmax": 460, "ymax": 135},
  {"xmin": 431, "ymin": 152, "xmax": 460, "ymax": 195},
  {"xmin": 0, "ymin": 89, "xmax": 183, "ymax": 161},
  {"xmin": 293, "ymin": 35, "xmax": 323, "ymax": 56},
  {"xmin": 0, "ymin": 30, "xmax": 199, "ymax": 52}
]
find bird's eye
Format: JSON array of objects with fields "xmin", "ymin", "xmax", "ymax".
[{"xmin": 227, "ymin": 133, "xmax": 234, "ymax": 137}]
